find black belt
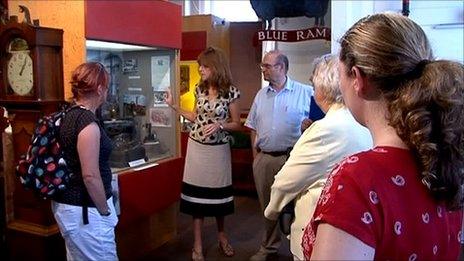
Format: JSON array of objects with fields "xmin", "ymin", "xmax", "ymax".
[
  {"xmin": 261, "ymin": 150, "xmax": 288, "ymax": 157},
  {"xmin": 258, "ymin": 147, "xmax": 293, "ymax": 157}
]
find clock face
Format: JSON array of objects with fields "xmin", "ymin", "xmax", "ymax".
[
  {"xmin": 0, "ymin": 25, "xmax": 64, "ymax": 102},
  {"xmin": 7, "ymin": 51, "xmax": 34, "ymax": 96}
]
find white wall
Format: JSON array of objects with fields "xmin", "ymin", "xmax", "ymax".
[
  {"xmin": 210, "ymin": 1, "xmax": 259, "ymax": 22},
  {"xmin": 331, "ymin": 0, "xmax": 463, "ymax": 63},
  {"xmin": 271, "ymin": 4, "xmax": 332, "ymax": 86},
  {"xmin": 410, "ymin": 1, "xmax": 463, "ymax": 63},
  {"xmin": 274, "ymin": 17, "xmax": 331, "ymax": 86},
  {"xmin": 330, "ymin": 0, "xmax": 376, "ymax": 53},
  {"xmin": 184, "ymin": 0, "xmax": 259, "ymax": 22}
]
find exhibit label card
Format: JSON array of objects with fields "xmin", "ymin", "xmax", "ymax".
[{"xmin": 151, "ymin": 56, "xmax": 170, "ymax": 91}]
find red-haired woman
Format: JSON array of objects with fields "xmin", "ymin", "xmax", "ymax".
[
  {"xmin": 166, "ymin": 47, "xmax": 241, "ymax": 261},
  {"xmin": 52, "ymin": 62, "xmax": 118, "ymax": 260}
]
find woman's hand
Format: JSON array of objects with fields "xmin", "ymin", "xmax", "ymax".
[
  {"xmin": 165, "ymin": 88, "xmax": 174, "ymax": 107},
  {"xmin": 301, "ymin": 118, "xmax": 313, "ymax": 132},
  {"xmin": 203, "ymin": 122, "xmax": 221, "ymax": 137}
]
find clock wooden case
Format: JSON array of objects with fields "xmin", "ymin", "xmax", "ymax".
[
  {"xmin": 0, "ymin": 17, "xmax": 66, "ymax": 254},
  {"xmin": 0, "ymin": 16, "xmax": 64, "ymax": 103}
]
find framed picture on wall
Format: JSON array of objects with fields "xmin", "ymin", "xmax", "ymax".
[{"xmin": 180, "ymin": 65, "xmax": 189, "ymax": 95}]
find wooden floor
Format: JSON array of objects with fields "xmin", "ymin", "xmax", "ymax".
[{"xmin": 137, "ymin": 195, "xmax": 293, "ymax": 261}]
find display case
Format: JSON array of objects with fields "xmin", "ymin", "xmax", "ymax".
[{"xmin": 86, "ymin": 40, "xmax": 179, "ymax": 171}]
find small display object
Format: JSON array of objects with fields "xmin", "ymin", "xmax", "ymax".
[
  {"xmin": 87, "ymin": 40, "xmax": 178, "ymax": 171},
  {"xmin": 153, "ymin": 91, "xmax": 167, "ymax": 104},
  {"xmin": 123, "ymin": 58, "xmax": 138, "ymax": 74},
  {"xmin": 103, "ymin": 118, "xmax": 147, "ymax": 168},
  {"xmin": 123, "ymin": 93, "xmax": 146, "ymax": 116},
  {"xmin": 150, "ymin": 106, "xmax": 171, "ymax": 127}
]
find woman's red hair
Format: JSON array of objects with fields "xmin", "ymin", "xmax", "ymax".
[{"xmin": 70, "ymin": 62, "xmax": 109, "ymax": 99}]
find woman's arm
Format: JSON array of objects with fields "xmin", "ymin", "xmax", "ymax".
[
  {"xmin": 171, "ymin": 104, "xmax": 197, "ymax": 122},
  {"xmin": 222, "ymin": 99, "xmax": 241, "ymax": 131},
  {"xmin": 203, "ymin": 98, "xmax": 241, "ymax": 137},
  {"xmin": 165, "ymin": 88, "xmax": 196, "ymax": 122},
  {"xmin": 311, "ymin": 223, "xmax": 375, "ymax": 260},
  {"xmin": 77, "ymin": 122, "xmax": 110, "ymax": 215}
]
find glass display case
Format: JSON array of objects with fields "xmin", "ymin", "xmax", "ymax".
[{"xmin": 86, "ymin": 40, "xmax": 179, "ymax": 171}]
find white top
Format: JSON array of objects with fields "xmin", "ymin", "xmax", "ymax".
[{"xmin": 264, "ymin": 104, "xmax": 373, "ymax": 260}]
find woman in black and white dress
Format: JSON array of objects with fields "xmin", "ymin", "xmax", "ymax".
[{"xmin": 166, "ymin": 46, "xmax": 241, "ymax": 261}]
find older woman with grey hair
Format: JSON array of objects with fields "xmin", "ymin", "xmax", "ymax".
[{"xmin": 264, "ymin": 54, "xmax": 373, "ymax": 260}]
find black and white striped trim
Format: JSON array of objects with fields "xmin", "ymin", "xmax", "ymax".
[{"xmin": 180, "ymin": 182, "xmax": 234, "ymax": 217}]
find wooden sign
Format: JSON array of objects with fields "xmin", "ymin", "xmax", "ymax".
[{"xmin": 256, "ymin": 26, "xmax": 330, "ymax": 42}]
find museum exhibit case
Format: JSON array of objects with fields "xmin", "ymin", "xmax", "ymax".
[
  {"xmin": 86, "ymin": 40, "xmax": 178, "ymax": 170},
  {"xmin": 84, "ymin": 2, "xmax": 184, "ymax": 259}
]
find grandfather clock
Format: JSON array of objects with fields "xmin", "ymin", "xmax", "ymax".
[{"xmin": 0, "ymin": 14, "xmax": 66, "ymax": 260}]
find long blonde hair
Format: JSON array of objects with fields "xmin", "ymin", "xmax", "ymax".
[{"xmin": 340, "ymin": 12, "xmax": 464, "ymax": 209}]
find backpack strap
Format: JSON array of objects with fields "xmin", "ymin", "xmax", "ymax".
[
  {"xmin": 82, "ymin": 206, "xmax": 89, "ymax": 225},
  {"xmin": 65, "ymin": 104, "xmax": 86, "ymax": 113},
  {"xmin": 459, "ymin": 187, "xmax": 464, "ymax": 259},
  {"xmin": 460, "ymin": 186, "xmax": 464, "ymax": 245}
]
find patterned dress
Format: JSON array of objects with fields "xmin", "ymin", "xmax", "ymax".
[
  {"xmin": 302, "ymin": 146, "xmax": 463, "ymax": 260},
  {"xmin": 180, "ymin": 86, "xmax": 240, "ymax": 217}
]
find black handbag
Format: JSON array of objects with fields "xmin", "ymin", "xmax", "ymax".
[{"xmin": 278, "ymin": 200, "xmax": 295, "ymax": 235}]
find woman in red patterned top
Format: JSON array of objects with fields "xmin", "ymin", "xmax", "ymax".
[{"xmin": 302, "ymin": 12, "xmax": 464, "ymax": 260}]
